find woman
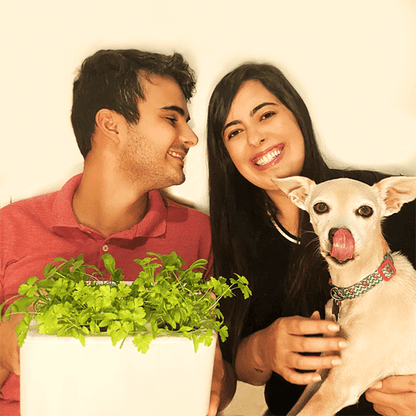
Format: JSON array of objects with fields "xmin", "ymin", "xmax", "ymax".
[{"xmin": 207, "ymin": 63, "xmax": 416, "ymax": 415}]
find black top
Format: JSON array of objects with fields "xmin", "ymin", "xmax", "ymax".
[{"xmin": 236, "ymin": 181, "xmax": 416, "ymax": 415}]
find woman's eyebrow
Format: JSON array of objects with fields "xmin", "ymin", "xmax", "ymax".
[
  {"xmin": 249, "ymin": 102, "xmax": 277, "ymax": 116},
  {"xmin": 222, "ymin": 102, "xmax": 278, "ymax": 135},
  {"xmin": 222, "ymin": 120, "xmax": 240, "ymax": 135}
]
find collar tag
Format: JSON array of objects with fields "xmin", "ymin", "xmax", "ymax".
[{"xmin": 332, "ymin": 299, "xmax": 341, "ymax": 322}]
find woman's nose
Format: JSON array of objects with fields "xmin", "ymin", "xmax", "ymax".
[{"xmin": 247, "ymin": 127, "xmax": 266, "ymax": 147}]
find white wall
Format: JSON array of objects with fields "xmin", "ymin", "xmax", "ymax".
[{"xmin": 1, "ymin": 0, "xmax": 415, "ymax": 213}]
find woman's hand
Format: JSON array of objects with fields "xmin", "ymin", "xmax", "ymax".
[
  {"xmin": 366, "ymin": 375, "xmax": 416, "ymax": 416},
  {"xmin": 235, "ymin": 311, "xmax": 348, "ymax": 386}
]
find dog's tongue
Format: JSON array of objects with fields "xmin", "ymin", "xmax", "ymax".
[{"xmin": 331, "ymin": 229, "xmax": 355, "ymax": 262}]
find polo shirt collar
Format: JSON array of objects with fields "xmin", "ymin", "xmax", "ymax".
[{"xmin": 51, "ymin": 173, "xmax": 167, "ymax": 239}]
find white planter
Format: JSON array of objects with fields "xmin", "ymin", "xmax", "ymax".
[{"xmin": 20, "ymin": 328, "xmax": 216, "ymax": 416}]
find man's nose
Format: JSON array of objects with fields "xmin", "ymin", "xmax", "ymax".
[{"xmin": 180, "ymin": 124, "xmax": 198, "ymax": 148}]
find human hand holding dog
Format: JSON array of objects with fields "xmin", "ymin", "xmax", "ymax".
[
  {"xmin": 366, "ymin": 375, "xmax": 416, "ymax": 416},
  {"xmin": 235, "ymin": 311, "xmax": 348, "ymax": 386}
]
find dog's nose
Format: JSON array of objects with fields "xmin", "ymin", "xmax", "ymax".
[{"xmin": 329, "ymin": 228, "xmax": 338, "ymax": 244}]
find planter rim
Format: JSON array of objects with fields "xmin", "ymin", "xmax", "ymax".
[{"xmin": 24, "ymin": 326, "xmax": 217, "ymax": 346}]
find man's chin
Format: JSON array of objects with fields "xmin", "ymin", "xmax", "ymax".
[
  {"xmin": 172, "ymin": 176, "xmax": 186, "ymax": 187},
  {"xmin": 160, "ymin": 174, "xmax": 186, "ymax": 189}
]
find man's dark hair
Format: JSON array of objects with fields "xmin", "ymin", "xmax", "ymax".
[{"xmin": 71, "ymin": 49, "xmax": 196, "ymax": 158}]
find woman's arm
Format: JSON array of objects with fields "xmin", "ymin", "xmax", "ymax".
[{"xmin": 235, "ymin": 312, "xmax": 348, "ymax": 386}]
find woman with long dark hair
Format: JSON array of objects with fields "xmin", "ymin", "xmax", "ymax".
[{"xmin": 207, "ymin": 63, "xmax": 416, "ymax": 415}]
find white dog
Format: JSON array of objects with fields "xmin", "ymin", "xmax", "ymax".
[{"xmin": 272, "ymin": 175, "xmax": 416, "ymax": 416}]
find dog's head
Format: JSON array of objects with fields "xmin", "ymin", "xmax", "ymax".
[{"xmin": 272, "ymin": 176, "xmax": 416, "ymax": 267}]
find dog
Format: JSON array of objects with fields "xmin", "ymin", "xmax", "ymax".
[{"xmin": 272, "ymin": 175, "xmax": 416, "ymax": 416}]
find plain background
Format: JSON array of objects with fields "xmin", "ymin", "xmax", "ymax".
[{"xmin": 0, "ymin": 0, "xmax": 415, "ymax": 212}]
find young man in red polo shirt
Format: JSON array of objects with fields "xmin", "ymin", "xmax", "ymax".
[{"xmin": 0, "ymin": 49, "xmax": 232, "ymax": 415}]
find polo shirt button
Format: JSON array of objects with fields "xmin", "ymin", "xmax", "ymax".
[{"xmin": 102, "ymin": 244, "xmax": 109, "ymax": 252}]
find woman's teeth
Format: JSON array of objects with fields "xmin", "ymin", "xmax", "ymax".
[{"xmin": 255, "ymin": 149, "xmax": 281, "ymax": 166}]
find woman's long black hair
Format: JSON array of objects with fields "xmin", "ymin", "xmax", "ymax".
[{"xmin": 207, "ymin": 63, "xmax": 335, "ymax": 363}]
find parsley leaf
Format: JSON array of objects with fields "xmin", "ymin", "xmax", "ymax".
[{"xmin": 1, "ymin": 252, "xmax": 251, "ymax": 353}]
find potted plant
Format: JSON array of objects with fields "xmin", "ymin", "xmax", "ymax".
[{"xmin": 1, "ymin": 252, "xmax": 251, "ymax": 416}]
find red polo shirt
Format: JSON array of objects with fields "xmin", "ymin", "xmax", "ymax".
[{"xmin": 0, "ymin": 174, "xmax": 212, "ymax": 415}]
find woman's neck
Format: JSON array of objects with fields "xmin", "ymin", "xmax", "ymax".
[{"xmin": 266, "ymin": 189, "xmax": 300, "ymax": 237}]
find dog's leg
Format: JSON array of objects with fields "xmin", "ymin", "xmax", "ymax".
[
  {"xmin": 290, "ymin": 370, "xmax": 362, "ymax": 416},
  {"xmin": 290, "ymin": 358, "xmax": 378, "ymax": 416},
  {"xmin": 287, "ymin": 369, "xmax": 328, "ymax": 416}
]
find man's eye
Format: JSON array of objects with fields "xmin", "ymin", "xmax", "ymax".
[
  {"xmin": 313, "ymin": 202, "xmax": 329, "ymax": 214},
  {"xmin": 167, "ymin": 116, "xmax": 177, "ymax": 123}
]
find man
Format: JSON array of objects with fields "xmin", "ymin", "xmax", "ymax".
[{"xmin": 0, "ymin": 49, "xmax": 232, "ymax": 415}]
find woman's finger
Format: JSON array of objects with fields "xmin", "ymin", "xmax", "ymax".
[
  {"xmin": 286, "ymin": 352, "xmax": 342, "ymax": 371},
  {"xmin": 290, "ymin": 334, "xmax": 348, "ymax": 354}
]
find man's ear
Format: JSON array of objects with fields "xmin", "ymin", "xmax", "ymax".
[
  {"xmin": 373, "ymin": 176, "xmax": 416, "ymax": 217},
  {"xmin": 94, "ymin": 109, "xmax": 125, "ymax": 145},
  {"xmin": 271, "ymin": 176, "xmax": 315, "ymax": 211}
]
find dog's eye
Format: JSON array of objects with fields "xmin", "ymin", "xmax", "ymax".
[
  {"xmin": 357, "ymin": 205, "xmax": 373, "ymax": 218},
  {"xmin": 313, "ymin": 202, "xmax": 329, "ymax": 214}
]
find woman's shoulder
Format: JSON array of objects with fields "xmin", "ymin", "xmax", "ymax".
[
  {"xmin": 326, "ymin": 168, "xmax": 386, "ymax": 184},
  {"xmin": 383, "ymin": 198, "xmax": 415, "ymax": 267}
]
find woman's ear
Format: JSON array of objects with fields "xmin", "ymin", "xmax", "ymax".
[{"xmin": 94, "ymin": 109, "xmax": 125, "ymax": 145}]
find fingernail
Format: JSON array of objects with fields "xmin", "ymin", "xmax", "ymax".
[
  {"xmin": 332, "ymin": 358, "xmax": 342, "ymax": 366},
  {"xmin": 328, "ymin": 323, "xmax": 340, "ymax": 332},
  {"xmin": 312, "ymin": 374, "xmax": 322, "ymax": 383},
  {"xmin": 339, "ymin": 340, "xmax": 348, "ymax": 349},
  {"xmin": 371, "ymin": 381, "xmax": 383, "ymax": 389}
]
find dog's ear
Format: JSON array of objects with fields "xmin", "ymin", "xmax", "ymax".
[
  {"xmin": 373, "ymin": 176, "xmax": 416, "ymax": 216},
  {"xmin": 271, "ymin": 176, "xmax": 315, "ymax": 211}
]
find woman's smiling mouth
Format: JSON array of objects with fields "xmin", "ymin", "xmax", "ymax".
[{"xmin": 251, "ymin": 145, "xmax": 284, "ymax": 170}]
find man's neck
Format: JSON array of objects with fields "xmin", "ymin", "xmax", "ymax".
[{"xmin": 72, "ymin": 165, "xmax": 149, "ymax": 237}]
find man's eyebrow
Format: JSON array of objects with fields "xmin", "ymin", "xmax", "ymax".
[
  {"xmin": 222, "ymin": 102, "xmax": 278, "ymax": 135},
  {"xmin": 161, "ymin": 105, "xmax": 190, "ymax": 122}
]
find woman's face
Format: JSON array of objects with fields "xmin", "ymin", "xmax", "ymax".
[{"xmin": 222, "ymin": 80, "xmax": 305, "ymax": 192}]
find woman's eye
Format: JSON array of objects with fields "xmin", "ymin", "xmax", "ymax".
[
  {"xmin": 227, "ymin": 129, "xmax": 241, "ymax": 140},
  {"xmin": 167, "ymin": 116, "xmax": 177, "ymax": 123},
  {"xmin": 357, "ymin": 205, "xmax": 373, "ymax": 218},
  {"xmin": 261, "ymin": 112, "xmax": 275, "ymax": 121},
  {"xmin": 313, "ymin": 202, "xmax": 329, "ymax": 214}
]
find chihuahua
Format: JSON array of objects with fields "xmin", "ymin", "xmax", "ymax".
[{"xmin": 272, "ymin": 175, "xmax": 416, "ymax": 416}]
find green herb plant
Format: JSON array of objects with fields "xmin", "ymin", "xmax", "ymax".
[{"xmin": 1, "ymin": 252, "xmax": 251, "ymax": 353}]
